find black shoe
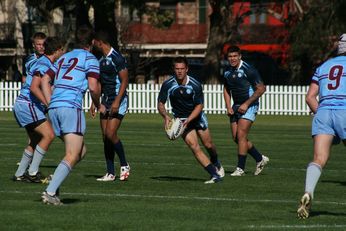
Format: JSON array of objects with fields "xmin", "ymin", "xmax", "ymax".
[
  {"xmin": 12, "ymin": 175, "xmax": 29, "ymax": 182},
  {"xmin": 24, "ymin": 172, "xmax": 45, "ymax": 183}
]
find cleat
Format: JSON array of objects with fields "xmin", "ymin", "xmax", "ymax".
[
  {"xmin": 12, "ymin": 175, "xmax": 29, "ymax": 182},
  {"xmin": 230, "ymin": 167, "xmax": 245, "ymax": 176},
  {"xmin": 297, "ymin": 193, "xmax": 312, "ymax": 219},
  {"xmin": 96, "ymin": 173, "xmax": 115, "ymax": 182},
  {"xmin": 42, "ymin": 191, "xmax": 63, "ymax": 205},
  {"xmin": 217, "ymin": 165, "xmax": 225, "ymax": 178},
  {"xmin": 119, "ymin": 165, "xmax": 130, "ymax": 181},
  {"xmin": 254, "ymin": 155, "xmax": 269, "ymax": 175},
  {"xmin": 24, "ymin": 171, "xmax": 46, "ymax": 183},
  {"xmin": 41, "ymin": 174, "xmax": 53, "ymax": 185},
  {"xmin": 204, "ymin": 175, "xmax": 222, "ymax": 184}
]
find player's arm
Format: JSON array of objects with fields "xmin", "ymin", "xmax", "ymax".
[
  {"xmin": 183, "ymin": 103, "xmax": 203, "ymax": 127},
  {"xmin": 88, "ymin": 76, "xmax": 105, "ymax": 114},
  {"xmin": 30, "ymin": 74, "xmax": 48, "ymax": 107},
  {"xmin": 306, "ymin": 82, "xmax": 319, "ymax": 114},
  {"xmin": 223, "ymin": 85, "xmax": 234, "ymax": 116},
  {"xmin": 158, "ymin": 101, "xmax": 171, "ymax": 130},
  {"xmin": 111, "ymin": 69, "xmax": 129, "ymax": 114}
]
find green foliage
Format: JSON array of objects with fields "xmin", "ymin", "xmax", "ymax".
[
  {"xmin": 1, "ymin": 112, "xmax": 346, "ymax": 230},
  {"xmin": 146, "ymin": 7, "xmax": 175, "ymax": 29}
]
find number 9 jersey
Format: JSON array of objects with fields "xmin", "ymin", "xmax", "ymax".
[
  {"xmin": 312, "ymin": 55, "xmax": 346, "ymax": 110},
  {"xmin": 46, "ymin": 49, "xmax": 100, "ymax": 109}
]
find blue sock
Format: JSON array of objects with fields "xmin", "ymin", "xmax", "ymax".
[
  {"xmin": 46, "ymin": 160, "xmax": 71, "ymax": 195},
  {"xmin": 28, "ymin": 145, "xmax": 46, "ymax": 175},
  {"xmin": 248, "ymin": 146, "xmax": 262, "ymax": 162},
  {"xmin": 206, "ymin": 148, "xmax": 220, "ymax": 168},
  {"xmin": 114, "ymin": 140, "xmax": 127, "ymax": 166},
  {"xmin": 305, "ymin": 162, "xmax": 322, "ymax": 199},
  {"xmin": 15, "ymin": 149, "xmax": 33, "ymax": 177},
  {"xmin": 237, "ymin": 154, "xmax": 247, "ymax": 170},
  {"xmin": 104, "ymin": 139, "xmax": 115, "ymax": 175},
  {"xmin": 204, "ymin": 164, "xmax": 218, "ymax": 177}
]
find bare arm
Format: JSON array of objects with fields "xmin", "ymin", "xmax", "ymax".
[
  {"xmin": 238, "ymin": 83, "xmax": 266, "ymax": 114},
  {"xmin": 40, "ymin": 74, "xmax": 53, "ymax": 105},
  {"xmin": 30, "ymin": 76, "xmax": 48, "ymax": 107},
  {"xmin": 223, "ymin": 86, "xmax": 234, "ymax": 116},
  {"xmin": 111, "ymin": 69, "xmax": 129, "ymax": 114},
  {"xmin": 306, "ymin": 82, "xmax": 319, "ymax": 114},
  {"xmin": 158, "ymin": 101, "xmax": 171, "ymax": 129},
  {"xmin": 88, "ymin": 77, "xmax": 105, "ymax": 114},
  {"xmin": 183, "ymin": 104, "xmax": 203, "ymax": 127}
]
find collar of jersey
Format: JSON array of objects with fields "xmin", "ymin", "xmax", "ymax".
[
  {"xmin": 106, "ymin": 47, "xmax": 114, "ymax": 57},
  {"xmin": 174, "ymin": 75, "xmax": 190, "ymax": 86}
]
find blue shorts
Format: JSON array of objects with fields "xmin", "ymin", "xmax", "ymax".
[
  {"xmin": 230, "ymin": 104, "xmax": 258, "ymax": 123},
  {"xmin": 100, "ymin": 95, "xmax": 128, "ymax": 120},
  {"xmin": 312, "ymin": 109, "xmax": 346, "ymax": 140},
  {"xmin": 48, "ymin": 107, "xmax": 86, "ymax": 136},
  {"xmin": 180, "ymin": 112, "xmax": 208, "ymax": 131},
  {"xmin": 13, "ymin": 100, "xmax": 46, "ymax": 127}
]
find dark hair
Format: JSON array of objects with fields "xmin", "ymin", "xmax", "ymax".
[
  {"xmin": 44, "ymin": 37, "xmax": 64, "ymax": 55},
  {"xmin": 94, "ymin": 30, "xmax": 111, "ymax": 44},
  {"xmin": 31, "ymin": 32, "xmax": 46, "ymax": 42},
  {"xmin": 227, "ymin": 45, "xmax": 241, "ymax": 54},
  {"xmin": 75, "ymin": 25, "xmax": 95, "ymax": 48},
  {"xmin": 173, "ymin": 56, "xmax": 189, "ymax": 67}
]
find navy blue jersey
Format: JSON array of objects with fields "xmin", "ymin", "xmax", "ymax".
[
  {"xmin": 99, "ymin": 47, "xmax": 127, "ymax": 103},
  {"xmin": 223, "ymin": 60, "xmax": 263, "ymax": 105},
  {"xmin": 158, "ymin": 75, "xmax": 203, "ymax": 118}
]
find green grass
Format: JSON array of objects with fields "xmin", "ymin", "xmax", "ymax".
[{"xmin": 1, "ymin": 112, "xmax": 346, "ymax": 230}]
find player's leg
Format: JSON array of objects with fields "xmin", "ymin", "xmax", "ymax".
[
  {"xmin": 97, "ymin": 116, "xmax": 116, "ymax": 181},
  {"xmin": 230, "ymin": 119, "xmax": 251, "ymax": 176},
  {"xmin": 183, "ymin": 129, "xmax": 220, "ymax": 183},
  {"xmin": 197, "ymin": 128, "xmax": 224, "ymax": 177},
  {"xmin": 27, "ymin": 120, "xmax": 55, "ymax": 179}
]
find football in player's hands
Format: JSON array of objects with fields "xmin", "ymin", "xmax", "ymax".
[{"xmin": 165, "ymin": 118, "xmax": 185, "ymax": 140}]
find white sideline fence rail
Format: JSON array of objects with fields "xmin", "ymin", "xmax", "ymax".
[{"xmin": 0, "ymin": 82, "xmax": 310, "ymax": 115}]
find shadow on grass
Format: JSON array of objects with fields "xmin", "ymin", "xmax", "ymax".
[
  {"xmin": 310, "ymin": 210, "xmax": 346, "ymax": 218},
  {"xmin": 151, "ymin": 176, "xmax": 204, "ymax": 182},
  {"xmin": 321, "ymin": 180, "xmax": 346, "ymax": 186},
  {"xmin": 84, "ymin": 174, "xmax": 103, "ymax": 179},
  {"xmin": 40, "ymin": 165, "xmax": 58, "ymax": 169}
]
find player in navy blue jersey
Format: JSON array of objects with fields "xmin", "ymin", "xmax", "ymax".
[
  {"xmin": 223, "ymin": 45, "xmax": 268, "ymax": 176},
  {"xmin": 158, "ymin": 56, "xmax": 224, "ymax": 184},
  {"xmin": 297, "ymin": 34, "xmax": 346, "ymax": 219},
  {"xmin": 40, "ymin": 26, "xmax": 104, "ymax": 205},
  {"xmin": 12, "ymin": 37, "xmax": 65, "ymax": 183},
  {"xmin": 91, "ymin": 31, "xmax": 130, "ymax": 182},
  {"xmin": 22, "ymin": 32, "xmax": 46, "ymax": 83}
]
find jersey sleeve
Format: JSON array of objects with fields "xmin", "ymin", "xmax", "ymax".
[
  {"xmin": 85, "ymin": 53, "xmax": 100, "ymax": 79},
  {"xmin": 311, "ymin": 68, "xmax": 320, "ymax": 85},
  {"xmin": 112, "ymin": 53, "xmax": 128, "ymax": 72},
  {"xmin": 193, "ymin": 82, "xmax": 204, "ymax": 105},
  {"xmin": 33, "ymin": 62, "xmax": 51, "ymax": 78},
  {"xmin": 246, "ymin": 67, "xmax": 263, "ymax": 86},
  {"xmin": 158, "ymin": 81, "xmax": 169, "ymax": 104}
]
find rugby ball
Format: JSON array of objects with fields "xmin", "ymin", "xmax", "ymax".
[{"xmin": 166, "ymin": 118, "xmax": 185, "ymax": 140}]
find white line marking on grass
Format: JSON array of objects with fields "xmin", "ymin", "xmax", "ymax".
[
  {"xmin": 1, "ymin": 190, "xmax": 346, "ymax": 206},
  {"xmin": 247, "ymin": 224, "xmax": 346, "ymax": 229}
]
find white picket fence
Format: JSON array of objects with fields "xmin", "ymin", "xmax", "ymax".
[{"xmin": 0, "ymin": 81, "xmax": 310, "ymax": 115}]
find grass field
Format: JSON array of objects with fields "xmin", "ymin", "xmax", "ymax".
[{"xmin": 1, "ymin": 112, "xmax": 346, "ymax": 230}]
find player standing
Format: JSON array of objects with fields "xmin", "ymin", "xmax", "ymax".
[
  {"xmin": 297, "ymin": 34, "xmax": 346, "ymax": 219},
  {"xmin": 223, "ymin": 45, "xmax": 269, "ymax": 176},
  {"xmin": 13, "ymin": 37, "xmax": 64, "ymax": 182},
  {"xmin": 158, "ymin": 56, "xmax": 224, "ymax": 184},
  {"xmin": 91, "ymin": 31, "xmax": 130, "ymax": 182},
  {"xmin": 40, "ymin": 26, "xmax": 105, "ymax": 205}
]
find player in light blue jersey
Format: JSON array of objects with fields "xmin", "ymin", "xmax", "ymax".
[
  {"xmin": 298, "ymin": 34, "xmax": 346, "ymax": 219},
  {"xmin": 13, "ymin": 37, "xmax": 64, "ymax": 183},
  {"xmin": 91, "ymin": 31, "xmax": 130, "ymax": 182},
  {"xmin": 158, "ymin": 57, "xmax": 224, "ymax": 184},
  {"xmin": 40, "ymin": 26, "xmax": 105, "ymax": 205},
  {"xmin": 22, "ymin": 32, "xmax": 46, "ymax": 83}
]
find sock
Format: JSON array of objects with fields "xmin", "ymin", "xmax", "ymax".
[
  {"xmin": 305, "ymin": 162, "xmax": 322, "ymax": 199},
  {"xmin": 204, "ymin": 164, "xmax": 218, "ymax": 177},
  {"xmin": 248, "ymin": 146, "xmax": 262, "ymax": 162},
  {"xmin": 46, "ymin": 160, "xmax": 72, "ymax": 195},
  {"xmin": 104, "ymin": 139, "xmax": 115, "ymax": 175},
  {"xmin": 28, "ymin": 145, "xmax": 46, "ymax": 175},
  {"xmin": 15, "ymin": 149, "xmax": 33, "ymax": 177},
  {"xmin": 237, "ymin": 154, "xmax": 247, "ymax": 170},
  {"xmin": 206, "ymin": 147, "xmax": 220, "ymax": 168},
  {"xmin": 114, "ymin": 140, "xmax": 127, "ymax": 166}
]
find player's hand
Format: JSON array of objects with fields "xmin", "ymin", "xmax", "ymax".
[
  {"xmin": 238, "ymin": 104, "xmax": 249, "ymax": 114},
  {"xmin": 98, "ymin": 104, "xmax": 106, "ymax": 115},
  {"xmin": 89, "ymin": 103, "xmax": 96, "ymax": 118},
  {"xmin": 110, "ymin": 100, "xmax": 120, "ymax": 115},
  {"xmin": 227, "ymin": 108, "xmax": 234, "ymax": 117},
  {"xmin": 164, "ymin": 116, "xmax": 172, "ymax": 130},
  {"xmin": 182, "ymin": 118, "xmax": 190, "ymax": 127}
]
